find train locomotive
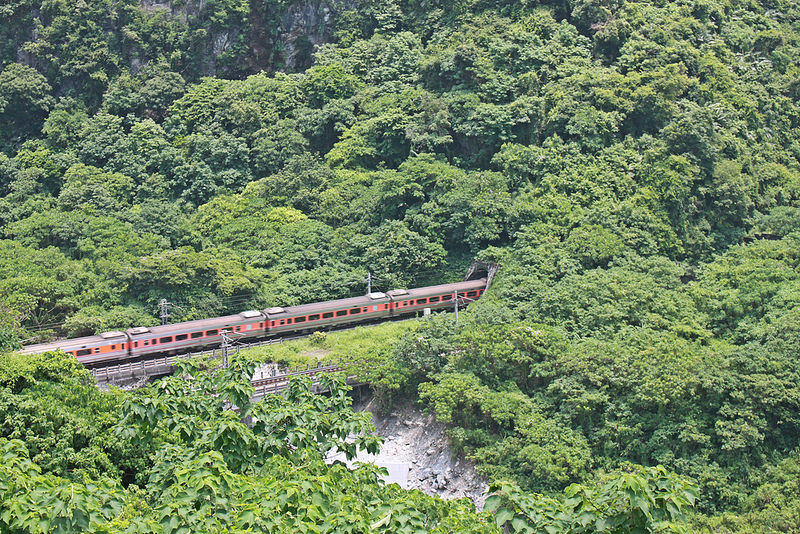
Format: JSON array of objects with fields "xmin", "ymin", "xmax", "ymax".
[{"xmin": 20, "ymin": 278, "xmax": 488, "ymax": 365}]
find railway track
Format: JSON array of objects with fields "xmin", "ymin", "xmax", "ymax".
[
  {"xmin": 88, "ymin": 315, "xmax": 401, "ymax": 387},
  {"xmin": 88, "ymin": 311, "xmax": 427, "ymax": 383},
  {"xmin": 90, "ymin": 334, "xmax": 367, "ymax": 398},
  {"xmin": 89, "ymin": 333, "xmax": 308, "ymax": 383}
]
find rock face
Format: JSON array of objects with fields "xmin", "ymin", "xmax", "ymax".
[
  {"xmin": 138, "ymin": 0, "xmax": 355, "ymax": 75},
  {"xmin": 279, "ymin": 0, "xmax": 353, "ymax": 71},
  {"xmin": 329, "ymin": 396, "xmax": 489, "ymax": 508},
  {"xmin": 138, "ymin": 0, "xmax": 242, "ymax": 76}
]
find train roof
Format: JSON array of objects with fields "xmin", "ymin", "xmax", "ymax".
[
  {"xmin": 19, "ymin": 332, "xmax": 126, "ymax": 354},
  {"xmin": 275, "ymin": 293, "xmax": 387, "ymax": 317},
  {"xmin": 402, "ymin": 278, "xmax": 486, "ymax": 298},
  {"xmin": 275, "ymin": 278, "xmax": 487, "ymax": 317},
  {"xmin": 126, "ymin": 311, "xmax": 264, "ymax": 338}
]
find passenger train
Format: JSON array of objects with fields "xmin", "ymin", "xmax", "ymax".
[{"xmin": 20, "ymin": 278, "xmax": 488, "ymax": 365}]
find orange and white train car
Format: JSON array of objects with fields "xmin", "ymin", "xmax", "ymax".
[{"xmin": 20, "ymin": 279, "xmax": 488, "ymax": 364}]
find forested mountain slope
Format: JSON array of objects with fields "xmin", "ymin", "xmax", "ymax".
[{"xmin": 1, "ymin": 0, "xmax": 799, "ymax": 531}]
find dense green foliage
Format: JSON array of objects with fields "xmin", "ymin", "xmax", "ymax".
[
  {"xmin": 390, "ymin": 246, "xmax": 800, "ymax": 516},
  {"xmin": 377, "ymin": 222, "xmax": 800, "ymax": 529},
  {"xmin": 0, "ymin": 350, "xmax": 699, "ymax": 533},
  {"xmin": 2, "ymin": 0, "xmax": 800, "ymax": 529},
  {"xmin": 0, "ymin": 351, "xmax": 492, "ymax": 532},
  {"xmin": 2, "ymin": 0, "xmax": 797, "ymax": 339}
]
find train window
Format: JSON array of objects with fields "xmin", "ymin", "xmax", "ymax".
[
  {"xmin": 206, "ymin": 329, "xmax": 218, "ymax": 336},
  {"xmin": 295, "ymin": 316, "xmax": 306, "ymax": 323},
  {"xmin": 467, "ymin": 291, "xmax": 478, "ymax": 297},
  {"xmin": 176, "ymin": 334, "xmax": 188, "ymax": 341},
  {"xmin": 336, "ymin": 310, "xmax": 348, "ymax": 317},
  {"xmin": 159, "ymin": 336, "xmax": 173, "ymax": 344},
  {"xmin": 417, "ymin": 298, "xmax": 428, "ymax": 305},
  {"xmin": 279, "ymin": 320, "xmax": 285, "ymax": 325},
  {"xmin": 191, "ymin": 332, "xmax": 203, "ymax": 339},
  {"xmin": 429, "ymin": 296, "xmax": 440, "ymax": 303},
  {"xmin": 234, "ymin": 326, "xmax": 241, "ymax": 332},
  {"xmin": 143, "ymin": 340, "xmax": 149, "ymax": 346},
  {"xmin": 350, "ymin": 307, "xmax": 361, "ymax": 315},
  {"xmin": 111, "ymin": 345, "xmax": 116, "ymax": 350},
  {"xmin": 442, "ymin": 294, "xmax": 452, "ymax": 301},
  {"xmin": 323, "ymin": 312, "xmax": 334, "ymax": 319},
  {"xmin": 76, "ymin": 349, "xmax": 91, "ymax": 357},
  {"xmin": 309, "ymin": 314, "xmax": 320, "ymax": 321},
  {"xmin": 94, "ymin": 348, "xmax": 101, "ymax": 354},
  {"xmin": 134, "ymin": 342, "xmax": 138, "ymax": 348}
]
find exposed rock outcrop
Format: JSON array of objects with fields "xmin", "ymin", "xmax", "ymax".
[
  {"xmin": 330, "ymin": 395, "xmax": 489, "ymax": 509},
  {"xmin": 138, "ymin": 0, "xmax": 355, "ymax": 75},
  {"xmin": 279, "ymin": 0, "xmax": 353, "ymax": 71}
]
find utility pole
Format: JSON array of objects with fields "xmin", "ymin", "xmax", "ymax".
[
  {"xmin": 220, "ymin": 329, "xmax": 232, "ymax": 368},
  {"xmin": 366, "ymin": 272, "xmax": 372, "ymax": 295},
  {"xmin": 159, "ymin": 299, "xmax": 170, "ymax": 325},
  {"xmin": 454, "ymin": 290, "xmax": 458, "ymax": 325}
]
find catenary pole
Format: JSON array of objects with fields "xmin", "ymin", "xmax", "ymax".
[
  {"xmin": 220, "ymin": 330, "xmax": 231, "ymax": 368},
  {"xmin": 159, "ymin": 299, "xmax": 170, "ymax": 325}
]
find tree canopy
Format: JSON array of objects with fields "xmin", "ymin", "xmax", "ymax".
[{"xmin": 2, "ymin": 0, "xmax": 800, "ymax": 530}]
